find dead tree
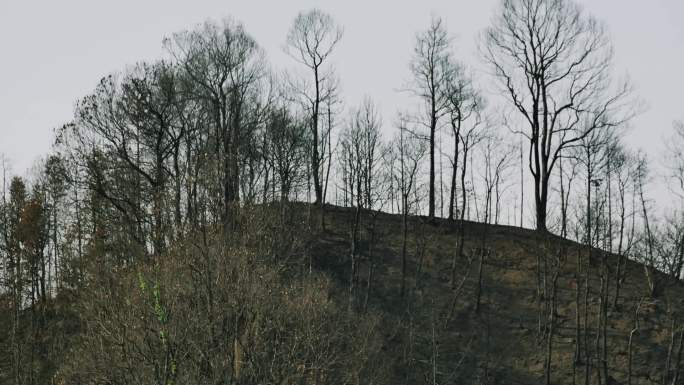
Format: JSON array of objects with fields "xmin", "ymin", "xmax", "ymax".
[
  {"xmin": 483, "ymin": 0, "xmax": 632, "ymax": 231},
  {"xmin": 393, "ymin": 115, "xmax": 426, "ymax": 298},
  {"xmin": 634, "ymin": 154, "xmax": 658, "ymax": 298},
  {"xmin": 475, "ymin": 133, "xmax": 513, "ymax": 313},
  {"xmin": 450, "ymin": 111, "xmax": 485, "ymax": 288},
  {"xmin": 610, "ymin": 144, "xmax": 637, "ymax": 309},
  {"xmin": 165, "ymin": 19, "xmax": 265, "ymax": 227},
  {"xmin": 627, "ymin": 297, "xmax": 645, "ymax": 385},
  {"xmin": 444, "ymin": 62, "xmax": 480, "ymax": 222},
  {"xmin": 340, "ymin": 98, "xmax": 383, "ymax": 307},
  {"xmin": 407, "ymin": 16, "xmax": 454, "ymax": 219},
  {"xmin": 265, "ymin": 106, "xmax": 307, "ymax": 203},
  {"xmin": 285, "ymin": 8, "xmax": 343, "ymax": 206}
]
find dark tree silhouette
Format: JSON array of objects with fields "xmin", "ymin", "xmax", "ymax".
[
  {"xmin": 408, "ymin": 16, "xmax": 453, "ymax": 220},
  {"xmin": 483, "ymin": 0, "xmax": 631, "ymax": 231},
  {"xmin": 285, "ymin": 8, "xmax": 343, "ymax": 206}
]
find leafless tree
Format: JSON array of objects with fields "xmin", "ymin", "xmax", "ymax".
[
  {"xmin": 658, "ymin": 211, "xmax": 684, "ymax": 281},
  {"xmin": 393, "ymin": 115, "xmax": 427, "ymax": 297},
  {"xmin": 265, "ymin": 105, "xmax": 308, "ymax": 203},
  {"xmin": 353, "ymin": 99, "xmax": 388, "ymax": 309},
  {"xmin": 659, "ymin": 121, "xmax": 684, "ymax": 281},
  {"xmin": 627, "ymin": 297, "xmax": 646, "ymax": 385},
  {"xmin": 665, "ymin": 120, "xmax": 684, "ymax": 199},
  {"xmin": 285, "ymin": 8, "xmax": 343, "ymax": 206},
  {"xmin": 165, "ymin": 19, "xmax": 265, "ymax": 227},
  {"xmin": 450, "ymin": 111, "xmax": 486, "ymax": 288},
  {"xmin": 474, "ymin": 133, "xmax": 514, "ymax": 313},
  {"xmin": 610, "ymin": 145, "xmax": 638, "ymax": 309},
  {"xmin": 557, "ymin": 147, "xmax": 578, "ymax": 238},
  {"xmin": 483, "ymin": 0, "xmax": 632, "ymax": 231},
  {"xmin": 339, "ymin": 97, "xmax": 383, "ymax": 307},
  {"xmin": 320, "ymin": 86, "xmax": 342, "ymax": 229},
  {"xmin": 68, "ymin": 62, "xmax": 199, "ymax": 256},
  {"xmin": 443, "ymin": 62, "xmax": 481, "ymax": 222},
  {"xmin": 633, "ymin": 154, "xmax": 659, "ymax": 298},
  {"xmin": 407, "ymin": 16, "xmax": 454, "ymax": 220}
]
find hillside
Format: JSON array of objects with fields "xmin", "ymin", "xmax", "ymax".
[
  {"xmin": 315, "ymin": 205, "xmax": 684, "ymax": 384},
  {"xmin": 1, "ymin": 203, "xmax": 683, "ymax": 385},
  {"xmin": 3, "ymin": 1, "xmax": 683, "ymax": 384}
]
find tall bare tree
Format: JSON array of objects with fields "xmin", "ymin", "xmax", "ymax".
[
  {"xmin": 450, "ymin": 110, "xmax": 485, "ymax": 287},
  {"xmin": 285, "ymin": 8, "xmax": 343, "ymax": 206},
  {"xmin": 3, "ymin": 176, "xmax": 27, "ymax": 385},
  {"xmin": 265, "ymin": 106, "xmax": 307, "ymax": 202},
  {"xmin": 634, "ymin": 154, "xmax": 658, "ymax": 298},
  {"xmin": 666, "ymin": 120, "xmax": 684, "ymax": 200},
  {"xmin": 339, "ymin": 97, "xmax": 383, "ymax": 307},
  {"xmin": 444, "ymin": 62, "xmax": 481, "ymax": 222},
  {"xmin": 610, "ymin": 144, "xmax": 637, "ymax": 309},
  {"xmin": 483, "ymin": 0, "xmax": 631, "ymax": 231},
  {"xmin": 165, "ymin": 19, "xmax": 265, "ymax": 226},
  {"xmin": 393, "ymin": 115, "xmax": 427, "ymax": 297},
  {"xmin": 408, "ymin": 16, "xmax": 454, "ymax": 219}
]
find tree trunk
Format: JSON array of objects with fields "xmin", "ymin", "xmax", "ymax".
[
  {"xmin": 312, "ymin": 66, "xmax": 323, "ymax": 205},
  {"xmin": 429, "ymin": 120, "xmax": 436, "ymax": 219},
  {"xmin": 364, "ymin": 215, "xmax": 377, "ymax": 311},
  {"xmin": 401, "ymin": 199, "xmax": 408, "ymax": 298}
]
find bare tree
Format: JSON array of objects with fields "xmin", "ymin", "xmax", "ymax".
[
  {"xmin": 556, "ymin": 148, "xmax": 578, "ymax": 237},
  {"xmin": 2, "ymin": 176, "xmax": 27, "ymax": 385},
  {"xmin": 634, "ymin": 154, "xmax": 659, "ymax": 298},
  {"xmin": 665, "ymin": 120, "xmax": 684, "ymax": 199},
  {"xmin": 660, "ymin": 121, "xmax": 684, "ymax": 281},
  {"xmin": 265, "ymin": 105, "xmax": 307, "ymax": 203},
  {"xmin": 320, "ymin": 85, "xmax": 342, "ymax": 230},
  {"xmin": 407, "ymin": 16, "xmax": 454, "ymax": 220},
  {"xmin": 483, "ymin": 0, "xmax": 631, "ymax": 231},
  {"xmin": 475, "ymin": 133, "xmax": 514, "ymax": 313},
  {"xmin": 165, "ymin": 19, "xmax": 265, "ymax": 227},
  {"xmin": 339, "ymin": 98, "xmax": 383, "ymax": 307},
  {"xmin": 658, "ymin": 211, "xmax": 684, "ymax": 281},
  {"xmin": 393, "ymin": 115, "xmax": 427, "ymax": 297},
  {"xmin": 443, "ymin": 62, "xmax": 481, "ymax": 222},
  {"xmin": 627, "ymin": 297, "xmax": 646, "ymax": 385},
  {"xmin": 285, "ymin": 8, "xmax": 343, "ymax": 206},
  {"xmin": 450, "ymin": 111, "xmax": 485, "ymax": 288},
  {"xmin": 610, "ymin": 144, "xmax": 637, "ymax": 308}
]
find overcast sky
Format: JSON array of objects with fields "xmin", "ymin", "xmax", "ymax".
[{"xmin": 1, "ymin": 0, "xmax": 682, "ymax": 191}]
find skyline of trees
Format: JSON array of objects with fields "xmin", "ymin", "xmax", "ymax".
[
  {"xmin": 0, "ymin": 2, "xmax": 678, "ymax": 278},
  {"xmin": 0, "ymin": 2, "xmax": 679, "ymax": 276}
]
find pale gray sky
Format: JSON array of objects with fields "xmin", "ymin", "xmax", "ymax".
[{"xmin": 1, "ymin": 0, "xmax": 682, "ymax": 186}]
